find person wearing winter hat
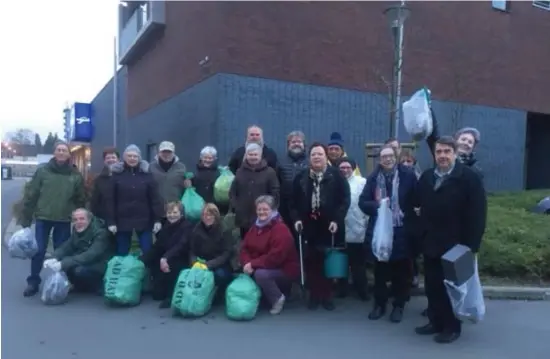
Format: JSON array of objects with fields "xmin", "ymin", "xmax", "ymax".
[
  {"xmin": 327, "ymin": 132, "xmax": 361, "ymax": 176},
  {"xmin": 105, "ymin": 144, "xmax": 165, "ymax": 256}
]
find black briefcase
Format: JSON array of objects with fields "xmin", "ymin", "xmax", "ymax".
[{"xmin": 441, "ymin": 244, "xmax": 474, "ymax": 286}]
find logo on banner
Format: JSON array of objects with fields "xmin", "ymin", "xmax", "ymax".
[{"xmin": 76, "ymin": 116, "xmax": 91, "ymax": 125}]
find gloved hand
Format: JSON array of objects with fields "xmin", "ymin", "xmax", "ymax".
[
  {"xmin": 50, "ymin": 260, "xmax": 62, "ymax": 272},
  {"xmin": 108, "ymin": 225, "xmax": 117, "ymax": 234},
  {"xmin": 153, "ymin": 222, "xmax": 162, "ymax": 233},
  {"xmin": 192, "ymin": 262, "xmax": 208, "ymax": 270}
]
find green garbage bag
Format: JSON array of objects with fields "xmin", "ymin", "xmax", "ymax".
[
  {"xmin": 181, "ymin": 187, "xmax": 205, "ymax": 221},
  {"xmin": 104, "ymin": 255, "xmax": 145, "ymax": 306},
  {"xmin": 214, "ymin": 167, "xmax": 235, "ymax": 204},
  {"xmin": 171, "ymin": 268, "xmax": 216, "ymax": 317},
  {"xmin": 225, "ymin": 274, "xmax": 261, "ymax": 321}
]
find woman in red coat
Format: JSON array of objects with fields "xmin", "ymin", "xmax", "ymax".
[{"xmin": 240, "ymin": 195, "xmax": 300, "ymax": 315}]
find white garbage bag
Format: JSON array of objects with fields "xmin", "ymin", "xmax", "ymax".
[
  {"xmin": 7, "ymin": 228, "xmax": 38, "ymax": 259},
  {"xmin": 41, "ymin": 271, "xmax": 71, "ymax": 305},
  {"xmin": 371, "ymin": 198, "xmax": 393, "ymax": 262},
  {"xmin": 402, "ymin": 87, "xmax": 433, "ymax": 141},
  {"xmin": 444, "ymin": 258, "xmax": 486, "ymax": 323}
]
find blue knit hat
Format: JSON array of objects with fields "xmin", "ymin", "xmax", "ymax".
[{"xmin": 328, "ymin": 132, "xmax": 344, "ymax": 148}]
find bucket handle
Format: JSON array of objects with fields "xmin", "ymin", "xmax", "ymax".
[{"xmin": 330, "ymin": 233, "xmax": 346, "ymax": 251}]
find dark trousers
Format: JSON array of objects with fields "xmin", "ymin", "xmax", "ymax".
[
  {"xmin": 306, "ymin": 246, "xmax": 332, "ymax": 300},
  {"xmin": 424, "ymin": 256, "xmax": 462, "ymax": 333},
  {"xmin": 66, "ymin": 266, "xmax": 103, "ymax": 292},
  {"xmin": 144, "ymin": 254, "xmax": 186, "ymax": 301},
  {"xmin": 374, "ymin": 258, "xmax": 411, "ymax": 308},
  {"xmin": 28, "ymin": 220, "xmax": 71, "ymax": 286},
  {"xmin": 239, "ymin": 227, "xmax": 250, "ymax": 240},
  {"xmin": 115, "ymin": 231, "xmax": 153, "ymax": 256},
  {"xmin": 338, "ymin": 243, "xmax": 368, "ymax": 295}
]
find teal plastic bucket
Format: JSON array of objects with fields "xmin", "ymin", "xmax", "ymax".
[{"xmin": 324, "ymin": 249, "xmax": 348, "ymax": 279}]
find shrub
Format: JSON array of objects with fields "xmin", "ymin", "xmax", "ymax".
[{"xmin": 480, "ymin": 190, "xmax": 550, "ymax": 281}]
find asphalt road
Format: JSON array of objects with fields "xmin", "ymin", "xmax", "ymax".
[{"xmin": 2, "ymin": 179, "xmax": 550, "ymax": 359}]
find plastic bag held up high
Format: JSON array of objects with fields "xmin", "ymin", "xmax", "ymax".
[
  {"xmin": 8, "ymin": 227, "xmax": 38, "ymax": 259},
  {"xmin": 181, "ymin": 187, "xmax": 206, "ymax": 222},
  {"xmin": 372, "ymin": 198, "xmax": 393, "ymax": 262},
  {"xmin": 444, "ymin": 258, "xmax": 486, "ymax": 323},
  {"xmin": 41, "ymin": 271, "xmax": 71, "ymax": 305},
  {"xmin": 402, "ymin": 87, "xmax": 433, "ymax": 141},
  {"xmin": 214, "ymin": 166, "xmax": 235, "ymax": 205}
]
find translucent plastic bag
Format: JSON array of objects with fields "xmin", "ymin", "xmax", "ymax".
[
  {"xmin": 41, "ymin": 271, "xmax": 71, "ymax": 305},
  {"xmin": 181, "ymin": 187, "xmax": 206, "ymax": 222},
  {"xmin": 171, "ymin": 267, "xmax": 216, "ymax": 317},
  {"xmin": 372, "ymin": 198, "xmax": 393, "ymax": 262},
  {"xmin": 225, "ymin": 274, "xmax": 261, "ymax": 321},
  {"xmin": 8, "ymin": 228, "xmax": 38, "ymax": 259},
  {"xmin": 403, "ymin": 87, "xmax": 433, "ymax": 141},
  {"xmin": 214, "ymin": 167, "xmax": 235, "ymax": 205},
  {"xmin": 444, "ymin": 258, "xmax": 486, "ymax": 323}
]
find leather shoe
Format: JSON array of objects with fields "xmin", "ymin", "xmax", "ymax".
[
  {"xmin": 389, "ymin": 306, "xmax": 404, "ymax": 323},
  {"xmin": 434, "ymin": 331, "xmax": 461, "ymax": 344},
  {"xmin": 321, "ymin": 299, "xmax": 335, "ymax": 311},
  {"xmin": 368, "ymin": 305, "xmax": 386, "ymax": 320},
  {"xmin": 415, "ymin": 323, "xmax": 441, "ymax": 335},
  {"xmin": 23, "ymin": 284, "xmax": 39, "ymax": 297}
]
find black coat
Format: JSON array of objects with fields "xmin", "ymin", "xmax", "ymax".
[
  {"xmin": 414, "ymin": 162, "xmax": 487, "ymax": 258},
  {"xmin": 189, "ymin": 221, "xmax": 233, "ymax": 270},
  {"xmin": 105, "ymin": 161, "xmax": 164, "ymax": 232},
  {"xmin": 141, "ymin": 217, "xmax": 194, "ymax": 265},
  {"xmin": 290, "ymin": 166, "xmax": 351, "ymax": 248},
  {"xmin": 90, "ymin": 167, "xmax": 111, "ymax": 221},
  {"xmin": 276, "ymin": 151, "xmax": 308, "ymax": 219},
  {"xmin": 228, "ymin": 144, "xmax": 278, "ymax": 175},
  {"xmin": 192, "ymin": 162, "xmax": 220, "ymax": 204}
]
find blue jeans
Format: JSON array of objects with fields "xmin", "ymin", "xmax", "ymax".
[
  {"xmin": 213, "ymin": 267, "xmax": 233, "ymax": 290},
  {"xmin": 28, "ymin": 220, "xmax": 71, "ymax": 286},
  {"xmin": 115, "ymin": 231, "xmax": 153, "ymax": 255}
]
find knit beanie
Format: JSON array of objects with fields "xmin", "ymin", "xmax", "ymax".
[
  {"xmin": 124, "ymin": 144, "xmax": 142, "ymax": 159},
  {"xmin": 455, "ymin": 127, "xmax": 481, "ymax": 145},
  {"xmin": 328, "ymin": 132, "xmax": 344, "ymax": 148}
]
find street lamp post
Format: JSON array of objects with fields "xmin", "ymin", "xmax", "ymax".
[{"xmin": 384, "ymin": 1, "xmax": 410, "ymax": 139}]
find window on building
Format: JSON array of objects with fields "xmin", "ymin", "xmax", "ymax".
[
  {"xmin": 533, "ymin": 1, "xmax": 550, "ymax": 10},
  {"xmin": 492, "ymin": 0, "xmax": 508, "ymax": 12},
  {"xmin": 147, "ymin": 143, "xmax": 157, "ymax": 162}
]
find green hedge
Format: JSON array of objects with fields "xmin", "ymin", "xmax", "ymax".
[{"xmin": 479, "ymin": 190, "xmax": 550, "ymax": 281}]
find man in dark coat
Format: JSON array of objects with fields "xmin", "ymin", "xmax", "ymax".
[
  {"xmin": 277, "ymin": 130, "xmax": 308, "ymax": 241},
  {"xmin": 228, "ymin": 125, "xmax": 278, "ymax": 174},
  {"xmin": 414, "ymin": 136, "xmax": 487, "ymax": 344}
]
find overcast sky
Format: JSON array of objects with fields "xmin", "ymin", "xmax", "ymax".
[{"xmin": 1, "ymin": 0, "xmax": 117, "ymax": 142}]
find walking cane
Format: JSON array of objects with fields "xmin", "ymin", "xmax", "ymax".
[{"xmin": 298, "ymin": 230, "xmax": 307, "ymax": 300}]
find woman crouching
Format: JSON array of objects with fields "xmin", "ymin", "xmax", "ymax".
[
  {"xmin": 291, "ymin": 143, "xmax": 351, "ymax": 311},
  {"xmin": 189, "ymin": 203, "xmax": 234, "ymax": 293},
  {"xmin": 140, "ymin": 202, "xmax": 193, "ymax": 308},
  {"xmin": 240, "ymin": 195, "xmax": 300, "ymax": 315},
  {"xmin": 359, "ymin": 144, "xmax": 417, "ymax": 323}
]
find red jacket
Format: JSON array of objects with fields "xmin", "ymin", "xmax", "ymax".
[{"xmin": 240, "ymin": 217, "xmax": 300, "ymax": 280}]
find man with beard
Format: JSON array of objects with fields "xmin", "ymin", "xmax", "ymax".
[
  {"xmin": 327, "ymin": 132, "xmax": 361, "ymax": 176},
  {"xmin": 414, "ymin": 136, "xmax": 487, "ymax": 344},
  {"xmin": 277, "ymin": 131, "xmax": 308, "ymax": 242},
  {"xmin": 228, "ymin": 125, "xmax": 278, "ymax": 174}
]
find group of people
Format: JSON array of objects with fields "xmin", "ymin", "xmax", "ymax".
[{"xmin": 17, "ymin": 108, "xmax": 487, "ymax": 344}]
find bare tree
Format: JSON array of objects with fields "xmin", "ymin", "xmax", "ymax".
[{"xmin": 5, "ymin": 128, "xmax": 35, "ymax": 145}]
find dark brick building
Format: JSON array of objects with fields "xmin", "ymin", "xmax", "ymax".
[{"xmin": 90, "ymin": 1, "xmax": 550, "ymax": 191}]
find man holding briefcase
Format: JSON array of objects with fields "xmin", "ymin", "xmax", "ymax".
[{"xmin": 413, "ymin": 136, "xmax": 487, "ymax": 344}]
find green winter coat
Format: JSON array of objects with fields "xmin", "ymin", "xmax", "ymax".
[
  {"xmin": 20, "ymin": 159, "xmax": 86, "ymax": 227},
  {"xmin": 149, "ymin": 156, "xmax": 187, "ymax": 204},
  {"xmin": 53, "ymin": 217, "xmax": 114, "ymax": 274}
]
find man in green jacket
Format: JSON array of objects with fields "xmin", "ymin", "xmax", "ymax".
[
  {"xmin": 20, "ymin": 141, "xmax": 86, "ymax": 297},
  {"xmin": 43, "ymin": 208, "xmax": 114, "ymax": 294}
]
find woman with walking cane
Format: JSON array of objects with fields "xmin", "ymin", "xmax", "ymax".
[{"xmin": 290, "ymin": 142, "xmax": 351, "ymax": 311}]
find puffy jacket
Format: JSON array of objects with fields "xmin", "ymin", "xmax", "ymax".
[{"xmin": 345, "ymin": 175, "xmax": 368, "ymax": 243}]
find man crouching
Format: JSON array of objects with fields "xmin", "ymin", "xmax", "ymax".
[{"xmin": 43, "ymin": 208, "xmax": 114, "ymax": 294}]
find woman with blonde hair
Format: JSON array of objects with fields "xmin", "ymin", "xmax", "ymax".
[{"xmin": 189, "ymin": 203, "xmax": 234, "ymax": 291}]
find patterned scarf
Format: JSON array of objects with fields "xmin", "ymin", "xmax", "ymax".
[
  {"xmin": 376, "ymin": 166, "xmax": 403, "ymax": 227},
  {"xmin": 309, "ymin": 169, "xmax": 324, "ymax": 217}
]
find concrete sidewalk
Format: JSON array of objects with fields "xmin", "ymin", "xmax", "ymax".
[{"xmin": 3, "ymin": 218, "xmax": 550, "ymax": 301}]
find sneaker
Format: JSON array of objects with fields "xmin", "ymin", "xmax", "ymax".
[{"xmin": 269, "ymin": 294, "xmax": 286, "ymax": 315}]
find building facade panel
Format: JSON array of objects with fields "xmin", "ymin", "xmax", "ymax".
[{"xmin": 127, "ymin": 1, "xmax": 550, "ymax": 118}]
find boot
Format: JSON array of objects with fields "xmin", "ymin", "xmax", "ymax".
[
  {"xmin": 434, "ymin": 331, "xmax": 461, "ymax": 344},
  {"xmin": 321, "ymin": 299, "xmax": 335, "ymax": 311},
  {"xmin": 23, "ymin": 284, "xmax": 39, "ymax": 297},
  {"xmin": 415, "ymin": 323, "xmax": 441, "ymax": 335},
  {"xmin": 368, "ymin": 305, "xmax": 386, "ymax": 320},
  {"xmin": 308, "ymin": 298, "xmax": 320, "ymax": 310},
  {"xmin": 389, "ymin": 306, "xmax": 404, "ymax": 323}
]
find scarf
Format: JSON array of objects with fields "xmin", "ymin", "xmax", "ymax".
[
  {"xmin": 255, "ymin": 210, "xmax": 280, "ymax": 228},
  {"xmin": 376, "ymin": 166, "xmax": 403, "ymax": 227},
  {"xmin": 309, "ymin": 169, "xmax": 324, "ymax": 217}
]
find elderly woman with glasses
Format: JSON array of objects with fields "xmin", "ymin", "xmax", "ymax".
[{"xmin": 240, "ymin": 195, "xmax": 299, "ymax": 315}]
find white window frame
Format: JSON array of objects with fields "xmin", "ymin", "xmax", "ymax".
[
  {"xmin": 533, "ymin": 1, "xmax": 550, "ymax": 11},
  {"xmin": 492, "ymin": 0, "xmax": 508, "ymax": 12}
]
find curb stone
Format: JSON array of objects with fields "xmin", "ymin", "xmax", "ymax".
[{"xmin": 4, "ymin": 219, "xmax": 550, "ymax": 301}]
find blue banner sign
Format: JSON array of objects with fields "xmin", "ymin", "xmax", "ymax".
[{"xmin": 70, "ymin": 102, "xmax": 94, "ymax": 142}]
